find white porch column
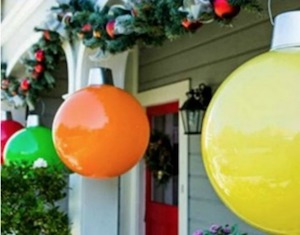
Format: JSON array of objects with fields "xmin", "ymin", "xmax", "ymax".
[
  {"xmin": 68, "ymin": 45, "xmax": 130, "ymax": 235},
  {"xmin": 69, "ymin": 175, "xmax": 119, "ymax": 235}
]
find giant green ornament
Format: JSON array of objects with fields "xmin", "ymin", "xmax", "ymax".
[{"xmin": 4, "ymin": 126, "xmax": 63, "ymax": 167}]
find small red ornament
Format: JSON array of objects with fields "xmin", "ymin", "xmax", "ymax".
[
  {"xmin": 182, "ymin": 19, "xmax": 202, "ymax": 31},
  {"xmin": 81, "ymin": 24, "xmax": 92, "ymax": 32},
  {"xmin": 20, "ymin": 79, "xmax": 30, "ymax": 91},
  {"xmin": 34, "ymin": 64, "xmax": 44, "ymax": 73},
  {"xmin": 35, "ymin": 50, "xmax": 45, "ymax": 62},
  {"xmin": 43, "ymin": 31, "xmax": 51, "ymax": 40},
  {"xmin": 213, "ymin": 0, "xmax": 240, "ymax": 19},
  {"xmin": 106, "ymin": 20, "xmax": 115, "ymax": 38}
]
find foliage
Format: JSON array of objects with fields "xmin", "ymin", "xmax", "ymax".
[
  {"xmin": 193, "ymin": 224, "xmax": 248, "ymax": 235},
  {"xmin": 1, "ymin": 30, "xmax": 64, "ymax": 110},
  {"xmin": 144, "ymin": 130, "xmax": 174, "ymax": 184},
  {"xmin": 1, "ymin": 160, "xmax": 71, "ymax": 235},
  {"xmin": 1, "ymin": 0, "xmax": 262, "ymax": 110}
]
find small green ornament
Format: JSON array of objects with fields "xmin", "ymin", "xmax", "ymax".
[{"xmin": 4, "ymin": 126, "xmax": 64, "ymax": 168}]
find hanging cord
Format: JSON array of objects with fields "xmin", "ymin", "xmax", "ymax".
[{"xmin": 268, "ymin": 0, "xmax": 274, "ymax": 25}]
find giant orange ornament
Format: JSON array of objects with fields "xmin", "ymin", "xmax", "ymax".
[
  {"xmin": 52, "ymin": 68, "xmax": 150, "ymax": 178},
  {"xmin": 201, "ymin": 11, "xmax": 300, "ymax": 234}
]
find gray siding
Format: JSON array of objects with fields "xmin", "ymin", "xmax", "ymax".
[{"xmin": 138, "ymin": 1, "xmax": 299, "ymax": 234}]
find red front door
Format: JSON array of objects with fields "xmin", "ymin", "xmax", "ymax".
[{"xmin": 145, "ymin": 102, "xmax": 179, "ymax": 235}]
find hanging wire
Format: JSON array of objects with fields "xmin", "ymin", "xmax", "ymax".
[{"xmin": 268, "ymin": 0, "xmax": 275, "ymax": 25}]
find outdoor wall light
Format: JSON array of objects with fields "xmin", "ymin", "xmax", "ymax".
[{"xmin": 180, "ymin": 83, "xmax": 212, "ymax": 134}]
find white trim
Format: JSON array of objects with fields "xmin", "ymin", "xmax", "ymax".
[
  {"xmin": 68, "ymin": 44, "xmax": 132, "ymax": 235},
  {"xmin": 1, "ymin": 0, "xmax": 44, "ymax": 46},
  {"xmin": 62, "ymin": 41, "xmax": 76, "ymax": 94},
  {"xmin": 6, "ymin": 33, "xmax": 41, "ymax": 75},
  {"xmin": 75, "ymin": 43, "xmax": 87, "ymax": 90},
  {"xmin": 134, "ymin": 80, "xmax": 190, "ymax": 235}
]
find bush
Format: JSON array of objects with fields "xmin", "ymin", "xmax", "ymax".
[{"xmin": 1, "ymin": 159, "xmax": 71, "ymax": 235}]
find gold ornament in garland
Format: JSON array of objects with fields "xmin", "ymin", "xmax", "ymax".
[
  {"xmin": 145, "ymin": 130, "xmax": 175, "ymax": 184},
  {"xmin": 1, "ymin": 0, "xmax": 262, "ymax": 110}
]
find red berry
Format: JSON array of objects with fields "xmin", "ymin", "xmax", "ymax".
[
  {"xmin": 20, "ymin": 79, "xmax": 30, "ymax": 91},
  {"xmin": 182, "ymin": 19, "xmax": 192, "ymax": 29},
  {"xmin": 106, "ymin": 20, "xmax": 115, "ymax": 38},
  {"xmin": 213, "ymin": 0, "xmax": 240, "ymax": 19},
  {"xmin": 181, "ymin": 19, "xmax": 202, "ymax": 31},
  {"xmin": 34, "ymin": 64, "xmax": 44, "ymax": 73},
  {"xmin": 35, "ymin": 50, "xmax": 45, "ymax": 62},
  {"xmin": 81, "ymin": 24, "xmax": 92, "ymax": 32}
]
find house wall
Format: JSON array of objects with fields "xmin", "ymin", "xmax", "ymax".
[
  {"xmin": 138, "ymin": 1, "xmax": 300, "ymax": 234},
  {"xmin": 36, "ymin": 62, "xmax": 68, "ymax": 128}
]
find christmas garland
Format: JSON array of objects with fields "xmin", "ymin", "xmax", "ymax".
[
  {"xmin": 145, "ymin": 130, "xmax": 175, "ymax": 184},
  {"xmin": 1, "ymin": 0, "xmax": 262, "ymax": 110},
  {"xmin": 1, "ymin": 31, "xmax": 64, "ymax": 110}
]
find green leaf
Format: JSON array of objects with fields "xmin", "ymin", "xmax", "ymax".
[
  {"xmin": 1, "ymin": 162, "xmax": 71, "ymax": 234},
  {"xmin": 44, "ymin": 71, "xmax": 55, "ymax": 84}
]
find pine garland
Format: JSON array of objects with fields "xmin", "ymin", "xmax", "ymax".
[
  {"xmin": 1, "ymin": 0, "xmax": 262, "ymax": 110},
  {"xmin": 1, "ymin": 31, "xmax": 64, "ymax": 109}
]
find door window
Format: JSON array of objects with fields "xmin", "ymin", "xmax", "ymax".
[{"xmin": 151, "ymin": 112, "xmax": 179, "ymax": 206}]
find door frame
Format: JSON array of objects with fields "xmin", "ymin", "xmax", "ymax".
[{"xmin": 134, "ymin": 80, "xmax": 189, "ymax": 235}]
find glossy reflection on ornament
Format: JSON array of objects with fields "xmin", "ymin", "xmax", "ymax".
[
  {"xmin": 4, "ymin": 126, "xmax": 63, "ymax": 167},
  {"xmin": 202, "ymin": 49, "xmax": 300, "ymax": 234},
  {"xmin": 52, "ymin": 84, "xmax": 150, "ymax": 178}
]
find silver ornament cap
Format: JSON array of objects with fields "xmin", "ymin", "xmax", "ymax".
[
  {"xmin": 1, "ymin": 111, "xmax": 12, "ymax": 120},
  {"xmin": 88, "ymin": 67, "xmax": 113, "ymax": 86},
  {"xmin": 27, "ymin": 114, "xmax": 40, "ymax": 127},
  {"xmin": 271, "ymin": 11, "xmax": 300, "ymax": 50}
]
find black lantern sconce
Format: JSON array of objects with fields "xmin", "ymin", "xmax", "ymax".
[{"xmin": 180, "ymin": 83, "xmax": 212, "ymax": 134}]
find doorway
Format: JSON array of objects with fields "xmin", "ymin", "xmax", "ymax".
[
  {"xmin": 128, "ymin": 80, "xmax": 189, "ymax": 235},
  {"xmin": 145, "ymin": 102, "xmax": 179, "ymax": 235}
]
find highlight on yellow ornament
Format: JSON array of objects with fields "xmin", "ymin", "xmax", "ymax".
[{"xmin": 201, "ymin": 11, "xmax": 300, "ymax": 235}]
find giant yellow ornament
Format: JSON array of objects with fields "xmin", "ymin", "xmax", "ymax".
[{"xmin": 201, "ymin": 11, "xmax": 300, "ymax": 234}]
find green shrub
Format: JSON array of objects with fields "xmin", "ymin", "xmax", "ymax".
[{"xmin": 1, "ymin": 159, "xmax": 71, "ymax": 235}]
